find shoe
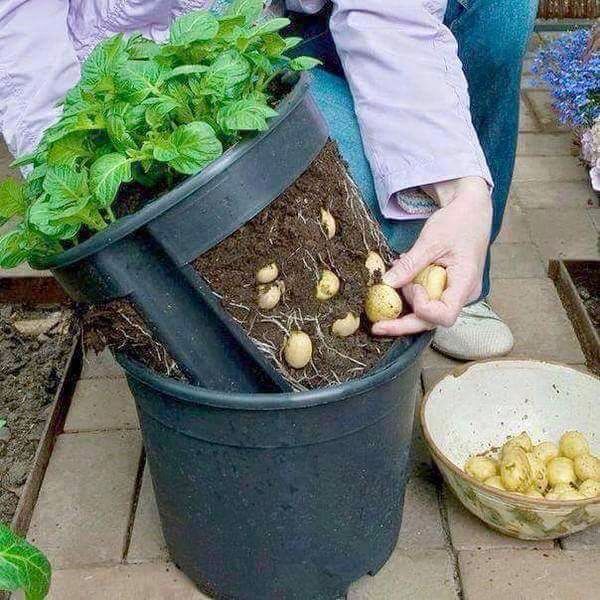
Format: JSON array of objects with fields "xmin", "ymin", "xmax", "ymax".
[{"xmin": 432, "ymin": 300, "xmax": 514, "ymax": 361}]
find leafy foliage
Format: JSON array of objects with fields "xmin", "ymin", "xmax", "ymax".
[
  {"xmin": 0, "ymin": 4, "xmax": 319, "ymax": 268},
  {"xmin": 0, "ymin": 523, "xmax": 51, "ymax": 600}
]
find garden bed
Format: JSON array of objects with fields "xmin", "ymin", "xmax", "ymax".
[
  {"xmin": 549, "ymin": 259, "xmax": 600, "ymax": 375},
  {"xmin": 0, "ymin": 278, "xmax": 81, "ymax": 535}
]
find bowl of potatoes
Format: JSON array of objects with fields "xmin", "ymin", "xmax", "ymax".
[{"xmin": 421, "ymin": 359, "xmax": 600, "ymax": 540}]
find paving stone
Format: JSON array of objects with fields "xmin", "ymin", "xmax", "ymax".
[
  {"xmin": 511, "ymin": 180, "xmax": 597, "ymax": 210},
  {"xmin": 348, "ymin": 549, "xmax": 459, "ymax": 600},
  {"xmin": 445, "ymin": 488, "xmax": 553, "ymax": 551},
  {"xmin": 496, "ymin": 205, "xmax": 531, "ymax": 244},
  {"xmin": 459, "ymin": 549, "xmax": 600, "ymax": 600},
  {"xmin": 490, "ymin": 243, "xmax": 545, "ymax": 279},
  {"xmin": 81, "ymin": 349, "xmax": 124, "ymax": 379},
  {"xmin": 489, "ymin": 278, "xmax": 585, "ymax": 364},
  {"xmin": 27, "ymin": 431, "xmax": 142, "ymax": 569},
  {"xmin": 127, "ymin": 466, "xmax": 168, "ymax": 563},
  {"xmin": 513, "ymin": 156, "xmax": 587, "ymax": 182},
  {"xmin": 588, "ymin": 207, "xmax": 600, "ymax": 232},
  {"xmin": 523, "ymin": 89, "xmax": 568, "ymax": 132},
  {"xmin": 48, "ymin": 563, "xmax": 208, "ymax": 599},
  {"xmin": 519, "ymin": 98, "xmax": 540, "ymax": 133},
  {"xmin": 397, "ymin": 473, "xmax": 445, "ymax": 551},
  {"xmin": 516, "ymin": 132, "xmax": 574, "ymax": 156},
  {"xmin": 561, "ymin": 520, "xmax": 600, "ymax": 551},
  {"xmin": 526, "ymin": 208, "xmax": 600, "ymax": 260},
  {"xmin": 421, "ymin": 348, "xmax": 462, "ymax": 396},
  {"xmin": 0, "ymin": 263, "xmax": 51, "ymax": 278},
  {"xmin": 64, "ymin": 378, "xmax": 138, "ymax": 433}
]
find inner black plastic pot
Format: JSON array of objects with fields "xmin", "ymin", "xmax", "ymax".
[{"xmin": 117, "ymin": 330, "xmax": 432, "ymax": 600}]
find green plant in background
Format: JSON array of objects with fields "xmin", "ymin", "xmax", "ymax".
[
  {"xmin": 0, "ymin": 0, "xmax": 319, "ymax": 268},
  {"xmin": 0, "ymin": 523, "xmax": 51, "ymax": 599}
]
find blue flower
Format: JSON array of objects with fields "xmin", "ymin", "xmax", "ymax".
[{"xmin": 533, "ymin": 30, "xmax": 600, "ymax": 127}]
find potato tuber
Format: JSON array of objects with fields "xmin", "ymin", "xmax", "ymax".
[
  {"xmin": 320, "ymin": 208, "xmax": 336, "ymax": 239},
  {"xmin": 316, "ymin": 269, "xmax": 340, "ymax": 301},
  {"xmin": 365, "ymin": 251, "xmax": 386, "ymax": 284},
  {"xmin": 559, "ymin": 431, "xmax": 590, "ymax": 460},
  {"xmin": 364, "ymin": 284, "xmax": 402, "ymax": 323},
  {"xmin": 331, "ymin": 312, "xmax": 360, "ymax": 338},
  {"xmin": 465, "ymin": 456, "xmax": 498, "ymax": 482},
  {"xmin": 414, "ymin": 265, "xmax": 447, "ymax": 301},
  {"xmin": 283, "ymin": 331, "xmax": 313, "ymax": 369},
  {"xmin": 256, "ymin": 262, "xmax": 279, "ymax": 284}
]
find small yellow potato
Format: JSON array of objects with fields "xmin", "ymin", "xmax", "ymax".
[
  {"xmin": 365, "ymin": 251, "xmax": 386, "ymax": 283},
  {"xmin": 559, "ymin": 431, "xmax": 590, "ymax": 460},
  {"xmin": 558, "ymin": 489, "xmax": 586, "ymax": 501},
  {"xmin": 532, "ymin": 441, "xmax": 560, "ymax": 465},
  {"xmin": 315, "ymin": 269, "xmax": 340, "ymax": 301},
  {"xmin": 484, "ymin": 476, "xmax": 506, "ymax": 491},
  {"xmin": 413, "ymin": 265, "xmax": 447, "ymax": 301},
  {"xmin": 256, "ymin": 262, "xmax": 279, "ymax": 284},
  {"xmin": 502, "ymin": 432, "xmax": 533, "ymax": 457},
  {"xmin": 547, "ymin": 457, "xmax": 576, "ymax": 487},
  {"xmin": 579, "ymin": 479, "xmax": 600, "ymax": 498},
  {"xmin": 257, "ymin": 283, "xmax": 282, "ymax": 310},
  {"xmin": 465, "ymin": 456, "xmax": 498, "ymax": 482},
  {"xmin": 500, "ymin": 448, "xmax": 533, "ymax": 492},
  {"xmin": 320, "ymin": 208, "xmax": 336, "ymax": 239},
  {"xmin": 523, "ymin": 489, "xmax": 544, "ymax": 499},
  {"xmin": 331, "ymin": 312, "xmax": 360, "ymax": 338},
  {"xmin": 364, "ymin": 284, "xmax": 403, "ymax": 323},
  {"xmin": 574, "ymin": 454, "xmax": 600, "ymax": 482},
  {"xmin": 283, "ymin": 331, "xmax": 313, "ymax": 369},
  {"xmin": 526, "ymin": 453, "xmax": 548, "ymax": 494}
]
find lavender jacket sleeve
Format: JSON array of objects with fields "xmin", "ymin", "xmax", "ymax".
[{"xmin": 289, "ymin": 0, "xmax": 493, "ymax": 219}]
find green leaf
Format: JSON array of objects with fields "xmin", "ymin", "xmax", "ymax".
[
  {"xmin": 251, "ymin": 18, "xmax": 290, "ymax": 37},
  {"xmin": 226, "ymin": 0, "xmax": 264, "ymax": 24},
  {"xmin": 289, "ymin": 56, "xmax": 322, "ymax": 71},
  {"xmin": 144, "ymin": 96, "xmax": 180, "ymax": 129},
  {"xmin": 89, "ymin": 154, "xmax": 132, "ymax": 207},
  {"xmin": 216, "ymin": 15, "xmax": 246, "ymax": 40},
  {"xmin": 115, "ymin": 60, "xmax": 164, "ymax": 104},
  {"xmin": 170, "ymin": 10, "xmax": 219, "ymax": 46},
  {"xmin": 46, "ymin": 132, "xmax": 91, "ymax": 167},
  {"xmin": 28, "ymin": 196, "xmax": 82, "ymax": 240},
  {"xmin": 0, "ymin": 228, "xmax": 35, "ymax": 269},
  {"xmin": 0, "ymin": 523, "xmax": 51, "ymax": 599},
  {"xmin": 105, "ymin": 114, "xmax": 137, "ymax": 153},
  {"xmin": 126, "ymin": 36, "xmax": 161, "ymax": 59},
  {"xmin": 0, "ymin": 179, "xmax": 27, "ymax": 219},
  {"xmin": 217, "ymin": 98, "xmax": 277, "ymax": 132},
  {"xmin": 262, "ymin": 33, "xmax": 287, "ymax": 58},
  {"xmin": 80, "ymin": 34, "xmax": 128, "ymax": 89},
  {"xmin": 203, "ymin": 50, "xmax": 250, "ymax": 95},
  {"xmin": 164, "ymin": 64, "xmax": 210, "ymax": 80},
  {"xmin": 10, "ymin": 152, "xmax": 37, "ymax": 169},
  {"xmin": 246, "ymin": 51, "xmax": 273, "ymax": 73},
  {"xmin": 284, "ymin": 36, "xmax": 303, "ymax": 50},
  {"xmin": 168, "ymin": 122, "xmax": 223, "ymax": 174},
  {"xmin": 151, "ymin": 135, "xmax": 179, "ymax": 162},
  {"xmin": 42, "ymin": 166, "xmax": 88, "ymax": 203}
]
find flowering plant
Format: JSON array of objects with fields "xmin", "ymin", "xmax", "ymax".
[
  {"xmin": 534, "ymin": 29, "xmax": 600, "ymax": 191},
  {"xmin": 533, "ymin": 29, "xmax": 600, "ymax": 128}
]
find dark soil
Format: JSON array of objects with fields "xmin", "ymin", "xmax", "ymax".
[
  {"xmin": 568, "ymin": 261, "xmax": 600, "ymax": 330},
  {"xmin": 81, "ymin": 300, "xmax": 185, "ymax": 381},
  {"xmin": 194, "ymin": 141, "xmax": 403, "ymax": 389},
  {"xmin": 0, "ymin": 305, "xmax": 75, "ymax": 523}
]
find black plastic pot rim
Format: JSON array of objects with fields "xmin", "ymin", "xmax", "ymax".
[
  {"xmin": 32, "ymin": 73, "xmax": 311, "ymax": 271},
  {"xmin": 117, "ymin": 330, "xmax": 433, "ymax": 411}
]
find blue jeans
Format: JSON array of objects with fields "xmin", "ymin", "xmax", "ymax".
[{"xmin": 292, "ymin": 0, "xmax": 538, "ymax": 299}]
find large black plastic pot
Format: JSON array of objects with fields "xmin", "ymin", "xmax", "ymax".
[
  {"xmin": 33, "ymin": 74, "xmax": 328, "ymax": 393},
  {"xmin": 118, "ymin": 330, "xmax": 432, "ymax": 600}
]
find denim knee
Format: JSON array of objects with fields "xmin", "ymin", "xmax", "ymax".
[{"xmin": 459, "ymin": 0, "xmax": 538, "ymax": 74}]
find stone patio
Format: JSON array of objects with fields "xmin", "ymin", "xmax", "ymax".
[{"xmin": 3, "ymin": 32, "xmax": 600, "ymax": 599}]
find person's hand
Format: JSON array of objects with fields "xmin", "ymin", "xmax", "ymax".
[{"xmin": 372, "ymin": 176, "xmax": 492, "ymax": 336}]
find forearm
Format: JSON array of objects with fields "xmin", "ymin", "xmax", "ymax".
[
  {"xmin": 327, "ymin": 0, "xmax": 492, "ymax": 218},
  {"xmin": 0, "ymin": 0, "xmax": 80, "ymax": 158}
]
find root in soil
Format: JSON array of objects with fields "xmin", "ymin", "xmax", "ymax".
[{"xmin": 194, "ymin": 141, "xmax": 405, "ymax": 390}]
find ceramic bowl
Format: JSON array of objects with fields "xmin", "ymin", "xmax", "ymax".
[{"xmin": 421, "ymin": 360, "xmax": 600, "ymax": 540}]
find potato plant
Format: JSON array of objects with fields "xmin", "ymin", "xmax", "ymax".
[{"xmin": 0, "ymin": 1, "xmax": 319, "ymax": 268}]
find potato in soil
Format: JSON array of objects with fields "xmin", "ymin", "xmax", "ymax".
[{"xmin": 194, "ymin": 142, "xmax": 404, "ymax": 389}]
